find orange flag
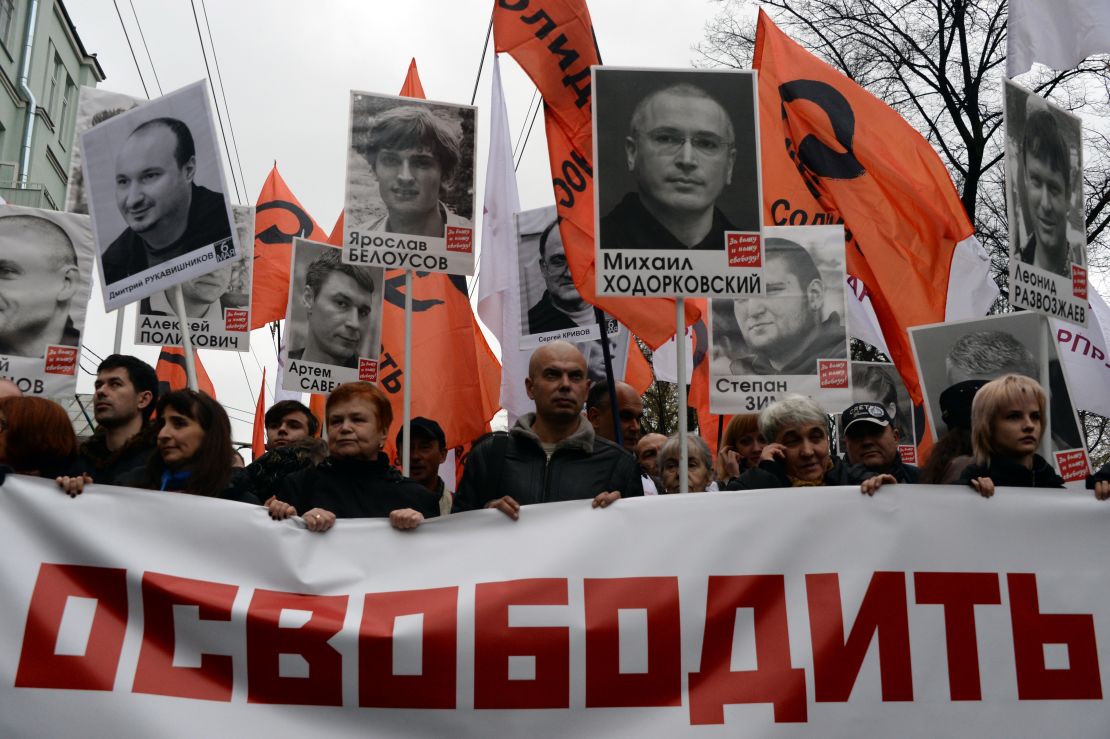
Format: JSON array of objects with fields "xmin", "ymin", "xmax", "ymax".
[
  {"xmin": 251, "ymin": 368, "xmax": 267, "ymax": 460},
  {"xmin": 398, "ymin": 58, "xmax": 426, "ymax": 98},
  {"xmin": 155, "ymin": 347, "xmax": 216, "ymax": 398},
  {"xmin": 494, "ymin": 1, "xmax": 699, "ymax": 349},
  {"xmin": 625, "ymin": 340, "xmax": 653, "ymax": 396},
  {"xmin": 251, "ymin": 166, "xmax": 330, "ymax": 329},
  {"xmin": 753, "ymin": 10, "xmax": 974, "ymax": 404}
]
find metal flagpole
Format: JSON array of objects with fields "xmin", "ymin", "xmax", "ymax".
[
  {"xmin": 171, "ymin": 285, "xmax": 199, "ymax": 391},
  {"xmin": 112, "ymin": 304, "xmax": 126, "ymax": 354},
  {"xmin": 593, "ymin": 307, "xmax": 622, "ymax": 447},
  {"xmin": 402, "ymin": 269, "xmax": 413, "ymax": 476},
  {"xmin": 676, "ymin": 298, "xmax": 688, "ymax": 494}
]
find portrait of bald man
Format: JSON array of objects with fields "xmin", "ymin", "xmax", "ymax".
[
  {"xmin": 101, "ymin": 116, "xmax": 232, "ymax": 285},
  {"xmin": 0, "ymin": 214, "xmax": 82, "ymax": 357},
  {"xmin": 595, "ymin": 70, "xmax": 760, "ymax": 253}
]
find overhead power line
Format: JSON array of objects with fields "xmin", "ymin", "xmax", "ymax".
[
  {"xmin": 199, "ymin": 0, "xmax": 250, "ymax": 198},
  {"xmin": 127, "ymin": 0, "xmax": 162, "ymax": 95},
  {"xmin": 188, "ymin": 0, "xmax": 243, "ymax": 203},
  {"xmin": 110, "ymin": 0, "xmax": 150, "ymax": 98}
]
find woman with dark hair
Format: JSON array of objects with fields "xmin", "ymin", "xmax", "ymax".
[
  {"xmin": 0, "ymin": 397, "xmax": 79, "ymax": 478},
  {"xmin": 58, "ymin": 390, "xmax": 258, "ymax": 504},
  {"xmin": 920, "ymin": 379, "xmax": 985, "ymax": 484},
  {"xmin": 268, "ymin": 381, "xmax": 438, "ymax": 531}
]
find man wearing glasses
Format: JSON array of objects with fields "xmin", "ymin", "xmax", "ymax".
[{"xmin": 600, "ymin": 83, "xmax": 737, "ymax": 250}]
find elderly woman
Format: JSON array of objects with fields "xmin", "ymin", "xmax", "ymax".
[
  {"xmin": 658, "ymin": 433, "xmax": 716, "ymax": 493},
  {"xmin": 267, "ymin": 382, "xmax": 439, "ymax": 531},
  {"xmin": 722, "ymin": 394, "xmax": 890, "ymax": 493}
]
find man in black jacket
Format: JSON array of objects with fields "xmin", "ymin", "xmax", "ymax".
[
  {"xmin": 78, "ymin": 354, "xmax": 159, "ymax": 484},
  {"xmin": 455, "ymin": 341, "xmax": 643, "ymax": 518},
  {"xmin": 841, "ymin": 402, "xmax": 920, "ymax": 483}
]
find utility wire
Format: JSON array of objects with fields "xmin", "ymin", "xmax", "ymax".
[
  {"xmin": 470, "ymin": 14, "xmax": 494, "ymax": 106},
  {"xmin": 515, "ymin": 103, "xmax": 542, "ymax": 172},
  {"xmin": 236, "ymin": 350, "xmax": 254, "ymax": 400},
  {"xmin": 111, "ymin": 0, "xmax": 150, "ymax": 98},
  {"xmin": 188, "ymin": 0, "xmax": 243, "ymax": 203},
  {"xmin": 199, "ymin": 0, "xmax": 250, "ymax": 197},
  {"xmin": 512, "ymin": 88, "xmax": 539, "ymax": 161},
  {"xmin": 127, "ymin": 0, "xmax": 162, "ymax": 95}
]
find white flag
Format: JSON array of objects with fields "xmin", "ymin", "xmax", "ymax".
[
  {"xmin": 945, "ymin": 234, "xmax": 998, "ymax": 321},
  {"xmin": 1008, "ymin": 0, "xmax": 1110, "ymax": 77},
  {"xmin": 1052, "ymin": 288, "xmax": 1110, "ymax": 418},
  {"xmin": 476, "ymin": 58, "xmax": 528, "ymax": 421}
]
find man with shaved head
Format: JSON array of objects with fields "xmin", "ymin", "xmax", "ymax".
[
  {"xmin": 455, "ymin": 340, "xmax": 642, "ymax": 518},
  {"xmin": 102, "ymin": 116, "xmax": 233, "ymax": 285},
  {"xmin": 0, "ymin": 214, "xmax": 81, "ymax": 357},
  {"xmin": 601, "ymin": 83, "xmax": 738, "ymax": 250}
]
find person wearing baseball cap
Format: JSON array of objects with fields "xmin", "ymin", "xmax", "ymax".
[
  {"xmin": 841, "ymin": 401, "xmax": 920, "ymax": 483},
  {"xmin": 396, "ymin": 417, "xmax": 452, "ymax": 517}
]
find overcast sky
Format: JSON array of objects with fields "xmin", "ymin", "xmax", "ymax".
[{"xmin": 63, "ymin": 0, "xmax": 739, "ymax": 440}]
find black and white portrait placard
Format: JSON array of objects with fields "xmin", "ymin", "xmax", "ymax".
[
  {"xmin": 593, "ymin": 66, "xmax": 763, "ymax": 298},
  {"xmin": 281, "ymin": 238, "xmax": 384, "ymax": 395},
  {"xmin": 709, "ymin": 225, "xmax": 851, "ymax": 413},
  {"xmin": 343, "ymin": 91, "xmax": 477, "ymax": 275},
  {"xmin": 910, "ymin": 311, "xmax": 1088, "ymax": 480},
  {"xmin": 0, "ymin": 206, "xmax": 96, "ymax": 397},
  {"xmin": 82, "ymin": 80, "xmax": 241, "ymax": 312},
  {"xmin": 134, "ymin": 205, "xmax": 254, "ymax": 352},
  {"xmin": 515, "ymin": 206, "xmax": 629, "ymax": 382},
  {"xmin": 1004, "ymin": 79, "xmax": 1087, "ymax": 326},
  {"xmin": 65, "ymin": 87, "xmax": 144, "ymax": 215}
]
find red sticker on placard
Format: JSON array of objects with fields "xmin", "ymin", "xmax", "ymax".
[
  {"xmin": 727, "ymin": 233, "xmax": 761, "ymax": 267},
  {"xmin": 44, "ymin": 346, "xmax": 78, "ymax": 376},
  {"xmin": 224, "ymin": 309, "xmax": 248, "ymax": 332},
  {"xmin": 898, "ymin": 445, "xmax": 917, "ymax": 465},
  {"xmin": 1072, "ymin": 265, "xmax": 1087, "ymax": 300},
  {"xmin": 818, "ymin": 359, "xmax": 849, "ymax": 389},
  {"xmin": 358, "ymin": 358, "xmax": 379, "ymax": 382},
  {"xmin": 1055, "ymin": 449, "xmax": 1089, "ymax": 482},
  {"xmin": 446, "ymin": 226, "xmax": 473, "ymax": 254}
]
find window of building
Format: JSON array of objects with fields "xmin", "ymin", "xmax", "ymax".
[
  {"xmin": 0, "ymin": 0, "xmax": 14, "ymax": 50},
  {"xmin": 46, "ymin": 53, "xmax": 62, "ymax": 121},
  {"xmin": 59, "ymin": 75, "xmax": 74, "ymax": 147}
]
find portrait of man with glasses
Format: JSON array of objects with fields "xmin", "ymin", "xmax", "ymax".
[{"xmin": 600, "ymin": 81, "xmax": 741, "ymax": 251}]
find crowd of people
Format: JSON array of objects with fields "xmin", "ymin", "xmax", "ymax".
[{"xmin": 0, "ymin": 339, "xmax": 1098, "ymax": 532}]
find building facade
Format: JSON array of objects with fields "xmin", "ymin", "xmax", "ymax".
[{"xmin": 0, "ymin": 0, "xmax": 102, "ymax": 210}]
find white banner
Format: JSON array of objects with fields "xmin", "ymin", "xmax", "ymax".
[{"xmin": 2, "ymin": 476, "xmax": 1109, "ymax": 737}]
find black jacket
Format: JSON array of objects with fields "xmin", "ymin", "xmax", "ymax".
[
  {"xmin": 276, "ymin": 455, "xmax": 440, "ymax": 520},
  {"xmin": 851, "ymin": 456, "xmax": 921, "ymax": 484},
  {"xmin": 1086, "ymin": 461, "xmax": 1110, "ymax": 490},
  {"xmin": 724, "ymin": 455, "xmax": 878, "ymax": 490},
  {"xmin": 454, "ymin": 415, "xmax": 643, "ymax": 511},
  {"xmin": 78, "ymin": 425, "xmax": 158, "ymax": 485},
  {"xmin": 113, "ymin": 465, "xmax": 260, "ymax": 504},
  {"xmin": 957, "ymin": 454, "xmax": 1065, "ymax": 489}
]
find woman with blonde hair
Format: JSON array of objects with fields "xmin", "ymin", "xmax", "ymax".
[{"xmin": 958, "ymin": 374, "xmax": 1063, "ymax": 496}]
